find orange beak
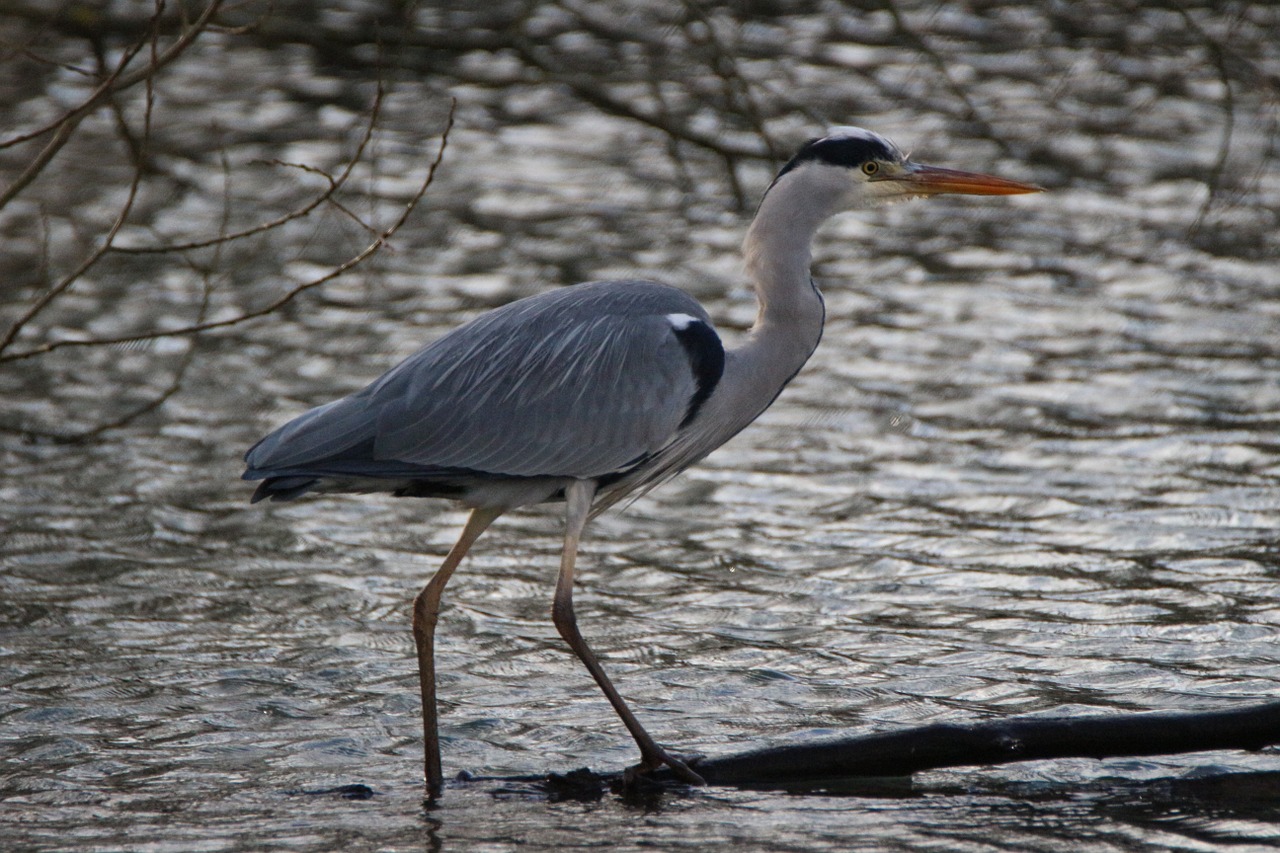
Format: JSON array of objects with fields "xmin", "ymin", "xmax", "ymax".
[{"xmin": 883, "ymin": 163, "xmax": 1043, "ymax": 196}]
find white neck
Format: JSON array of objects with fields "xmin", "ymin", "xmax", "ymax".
[{"xmin": 716, "ymin": 166, "xmax": 853, "ymax": 427}]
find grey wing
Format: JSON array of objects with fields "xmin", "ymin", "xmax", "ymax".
[{"xmin": 244, "ymin": 280, "xmax": 721, "ymax": 482}]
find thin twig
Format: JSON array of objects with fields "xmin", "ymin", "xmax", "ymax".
[
  {"xmin": 1177, "ymin": 4, "xmax": 1235, "ymax": 237},
  {"xmin": 680, "ymin": 0, "xmax": 782, "ymax": 161},
  {"xmin": 111, "ymin": 81, "xmax": 387, "ymax": 255},
  {"xmin": 877, "ymin": 0, "xmax": 1013, "ymax": 157},
  {"xmin": 507, "ymin": 34, "xmax": 767, "ymax": 162}
]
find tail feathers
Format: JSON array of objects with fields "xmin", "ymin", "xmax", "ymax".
[{"xmin": 249, "ymin": 475, "xmax": 319, "ymax": 503}]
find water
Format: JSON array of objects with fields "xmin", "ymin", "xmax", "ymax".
[{"xmin": 2, "ymin": 1, "xmax": 1279, "ymax": 850}]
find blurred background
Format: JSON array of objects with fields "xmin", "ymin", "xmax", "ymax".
[{"xmin": 2, "ymin": 1, "xmax": 1278, "ymax": 850}]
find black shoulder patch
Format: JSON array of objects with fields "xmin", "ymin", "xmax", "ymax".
[{"xmin": 671, "ymin": 319, "xmax": 724, "ymax": 428}]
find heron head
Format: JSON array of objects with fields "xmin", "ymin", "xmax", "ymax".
[{"xmin": 772, "ymin": 126, "xmax": 1042, "ymax": 205}]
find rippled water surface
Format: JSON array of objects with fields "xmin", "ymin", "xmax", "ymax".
[{"xmin": 3, "ymin": 1, "xmax": 1279, "ymax": 850}]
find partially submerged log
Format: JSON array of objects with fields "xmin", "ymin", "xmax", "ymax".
[
  {"xmin": 457, "ymin": 701, "xmax": 1280, "ymax": 799},
  {"xmin": 639, "ymin": 700, "xmax": 1280, "ymax": 791}
]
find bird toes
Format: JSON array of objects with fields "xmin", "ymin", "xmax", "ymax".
[{"xmin": 622, "ymin": 747, "xmax": 707, "ymax": 789}]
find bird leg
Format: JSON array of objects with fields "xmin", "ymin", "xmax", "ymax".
[
  {"xmin": 551, "ymin": 480, "xmax": 706, "ymax": 787},
  {"xmin": 413, "ymin": 506, "xmax": 503, "ymax": 798}
]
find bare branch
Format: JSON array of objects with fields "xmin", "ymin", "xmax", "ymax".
[
  {"xmin": 0, "ymin": 0, "xmax": 223, "ymax": 154},
  {"xmin": 876, "ymin": 0, "xmax": 1014, "ymax": 157},
  {"xmin": 680, "ymin": 0, "xmax": 784, "ymax": 162},
  {"xmin": 0, "ymin": 98, "xmax": 458, "ymax": 364},
  {"xmin": 110, "ymin": 80, "xmax": 387, "ymax": 255},
  {"xmin": 507, "ymin": 34, "xmax": 769, "ymax": 162},
  {"xmin": 0, "ymin": 18, "xmax": 162, "ymax": 355}
]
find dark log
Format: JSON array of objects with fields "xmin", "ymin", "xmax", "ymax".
[{"xmin": 646, "ymin": 701, "xmax": 1280, "ymax": 790}]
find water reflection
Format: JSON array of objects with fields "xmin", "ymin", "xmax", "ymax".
[{"xmin": 3, "ymin": 0, "xmax": 1279, "ymax": 850}]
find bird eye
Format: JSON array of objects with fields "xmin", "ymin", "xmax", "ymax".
[{"xmin": 862, "ymin": 161, "xmax": 880, "ymax": 176}]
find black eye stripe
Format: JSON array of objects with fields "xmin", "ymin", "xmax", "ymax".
[
  {"xmin": 808, "ymin": 136, "xmax": 897, "ymax": 167},
  {"xmin": 774, "ymin": 134, "xmax": 899, "ymax": 180}
]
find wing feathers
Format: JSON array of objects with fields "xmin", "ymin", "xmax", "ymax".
[{"xmin": 245, "ymin": 281, "xmax": 723, "ymax": 484}]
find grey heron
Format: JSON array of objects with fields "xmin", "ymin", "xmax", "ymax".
[{"xmin": 243, "ymin": 126, "xmax": 1040, "ymax": 795}]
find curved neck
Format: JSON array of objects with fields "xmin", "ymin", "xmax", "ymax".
[
  {"xmin": 743, "ymin": 172, "xmax": 844, "ymax": 331},
  {"xmin": 730, "ymin": 168, "xmax": 851, "ymax": 401}
]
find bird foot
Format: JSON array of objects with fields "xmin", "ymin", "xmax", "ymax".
[{"xmin": 623, "ymin": 747, "xmax": 706, "ymax": 789}]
